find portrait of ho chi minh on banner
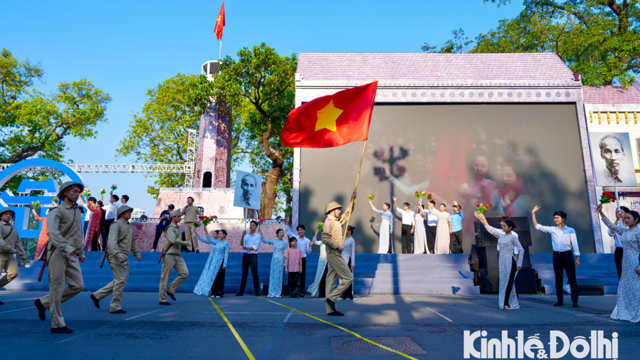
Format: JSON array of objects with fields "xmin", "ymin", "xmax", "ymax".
[
  {"xmin": 589, "ymin": 132, "xmax": 638, "ymax": 187},
  {"xmin": 233, "ymin": 170, "xmax": 263, "ymax": 210}
]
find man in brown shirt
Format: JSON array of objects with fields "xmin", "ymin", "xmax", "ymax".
[
  {"xmin": 322, "ymin": 192, "xmax": 356, "ymax": 316},
  {"xmin": 34, "ymin": 181, "xmax": 86, "ymax": 334},
  {"xmin": 0, "ymin": 208, "xmax": 27, "ymax": 305},
  {"xmin": 159, "ymin": 210, "xmax": 191, "ymax": 305},
  {"xmin": 91, "ymin": 205, "xmax": 141, "ymax": 313},
  {"xmin": 180, "ymin": 196, "xmax": 202, "ymax": 253}
]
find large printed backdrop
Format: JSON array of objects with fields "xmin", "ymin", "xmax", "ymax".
[{"xmin": 300, "ymin": 104, "xmax": 594, "ymax": 254}]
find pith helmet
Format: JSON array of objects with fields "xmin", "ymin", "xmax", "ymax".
[
  {"xmin": 325, "ymin": 201, "xmax": 342, "ymax": 215},
  {"xmin": 57, "ymin": 181, "xmax": 84, "ymax": 199},
  {"xmin": 170, "ymin": 210, "xmax": 183, "ymax": 217},
  {"xmin": 0, "ymin": 208, "xmax": 15, "ymax": 218},
  {"xmin": 117, "ymin": 205, "xmax": 134, "ymax": 219}
]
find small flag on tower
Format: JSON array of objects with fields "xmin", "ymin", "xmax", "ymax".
[
  {"xmin": 214, "ymin": 1, "xmax": 225, "ymax": 40},
  {"xmin": 282, "ymin": 81, "xmax": 378, "ymax": 148}
]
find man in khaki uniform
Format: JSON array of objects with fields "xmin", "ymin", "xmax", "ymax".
[
  {"xmin": 322, "ymin": 192, "xmax": 356, "ymax": 316},
  {"xmin": 0, "ymin": 209, "xmax": 27, "ymax": 305},
  {"xmin": 91, "ymin": 205, "xmax": 141, "ymax": 314},
  {"xmin": 34, "ymin": 181, "xmax": 86, "ymax": 334},
  {"xmin": 181, "ymin": 196, "xmax": 202, "ymax": 253},
  {"xmin": 159, "ymin": 209, "xmax": 190, "ymax": 305}
]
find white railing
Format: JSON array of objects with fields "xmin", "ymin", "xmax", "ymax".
[{"xmin": 0, "ymin": 163, "xmax": 187, "ymax": 174}]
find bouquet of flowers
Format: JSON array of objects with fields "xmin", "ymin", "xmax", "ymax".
[
  {"xmin": 258, "ymin": 218, "xmax": 265, "ymax": 226},
  {"xmin": 426, "ymin": 193, "xmax": 434, "ymax": 201},
  {"xmin": 32, "ymin": 200, "xmax": 41, "ymax": 208},
  {"xmin": 317, "ymin": 222, "xmax": 324, "ymax": 230},
  {"xmin": 111, "ymin": 183, "xmax": 118, "ymax": 191},
  {"xmin": 477, "ymin": 203, "xmax": 491, "ymax": 214},
  {"xmin": 100, "ymin": 188, "xmax": 106, "ymax": 195},
  {"xmin": 52, "ymin": 197, "xmax": 59, "ymax": 205},
  {"xmin": 201, "ymin": 216, "xmax": 213, "ymax": 227},
  {"xmin": 414, "ymin": 190, "xmax": 427, "ymax": 199},
  {"xmin": 284, "ymin": 204, "xmax": 292, "ymax": 214},
  {"xmin": 367, "ymin": 194, "xmax": 375, "ymax": 200},
  {"xmin": 82, "ymin": 189, "xmax": 91, "ymax": 197},
  {"xmin": 193, "ymin": 217, "xmax": 203, "ymax": 228},
  {"xmin": 600, "ymin": 191, "xmax": 617, "ymax": 204}
]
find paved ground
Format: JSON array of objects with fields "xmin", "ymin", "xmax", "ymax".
[{"xmin": 1, "ymin": 291, "xmax": 637, "ymax": 360}]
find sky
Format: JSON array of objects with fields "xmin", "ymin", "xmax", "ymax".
[{"xmin": 2, "ymin": 0, "xmax": 524, "ymax": 217}]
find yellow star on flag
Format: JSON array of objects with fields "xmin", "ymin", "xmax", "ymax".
[{"xmin": 315, "ymin": 99, "xmax": 343, "ymax": 132}]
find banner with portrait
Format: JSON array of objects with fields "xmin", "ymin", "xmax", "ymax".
[
  {"xmin": 589, "ymin": 132, "xmax": 637, "ymax": 187},
  {"xmin": 233, "ymin": 171, "xmax": 262, "ymax": 210}
]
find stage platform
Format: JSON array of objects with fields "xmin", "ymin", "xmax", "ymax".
[
  {"xmin": 5, "ymin": 253, "xmax": 478, "ymax": 296},
  {"xmin": 4, "ymin": 253, "xmax": 618, "ymax": 295}
]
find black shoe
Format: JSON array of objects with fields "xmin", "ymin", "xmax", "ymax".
[
  {"xmin": 328, "ymin": 311, "xmax": 344, "ymax": 316},
  {"xmin": 51, "ymin": 326, "xmax": 73, "ymax": 334},
  {"xmin": 159, "ymin": 301, "xmax": 172, "ymax": 306},
  {"xmin": 572, "ymin": 303, "xmax": 579, "ymax": 308},
  {"xmin": 196, "ymin": 250, "xmax": 200, "ymax": 254},
  {"xmin": 0, "ymin": 300, "xmax": 4, "ymax": 305},
  {"xmin": 35, "ymin": 299, "xmax": 46, "ymax": 321},
  {"xmin": 111, "ymin": 309, "xmax": 127, "ymax": 314},
  {"xmin": 553, "ymin": 302, "xmax": 563, "ymax": 307},
  {"xmin": 167, "ymin": 292, "xmax": 176, "ymax": 301},
  {"xmin": 347, "ymin": 297, "xmax": 354, "ymax": 301},
  {"xmin": 326, "ymin": 299, "xmax": 337, "ymax": 312},
  {"xmin": 235, "ymin": 293, "xmax": 244, "ymax": 297},
  {"xmin": 90, "ymin": 294, "xmax": 100, "ymax": 309}
]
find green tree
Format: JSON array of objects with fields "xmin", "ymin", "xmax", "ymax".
[
  {"xmin": 214, "ymin": 43, "xmax": 297, "ymax": 219},
  {"xmin": 424, "ymin": 1, "xmax": 640, "ymax": 86},
  {"xmin": 117, "ymin": 73, "xmax": 218, "ymax": 198},
  {"xmin": 0, "ymin": 48, "xmax": 111, "ymax": 190}
]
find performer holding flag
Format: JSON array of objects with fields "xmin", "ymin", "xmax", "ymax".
[{"xmin": 282, "ymin": 81, "xmax": 378, "ymax": 316}]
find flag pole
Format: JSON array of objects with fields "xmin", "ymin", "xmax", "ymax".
[
  {"xmin": 219, "ymin": 40, "xmax": 222, "ymax": 61},
  {"xmin": 342, "ymin": 140, "xmax": 367, "ymax": 242}
]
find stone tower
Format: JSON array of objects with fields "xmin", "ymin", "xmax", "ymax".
[{"xmin": 193, "ymin": 103, "xmax": 231, "ymax": 189}]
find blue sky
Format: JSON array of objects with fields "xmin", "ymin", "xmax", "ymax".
[{"xmin": 2, "ymin": 0, "xmax": 524, "ymax": 216}]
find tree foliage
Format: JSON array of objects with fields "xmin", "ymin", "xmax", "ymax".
[
  {"xmin": 213, "ymin": 43, "xmax": 297, "ymax": 219},
  {"xmin": 424, "ymin": 1, "xmax": 640, "ymax": 86},
  {"xmin": 117, "ymin": 74, "xmax": 214, "ymax": 198},
  {"xmin": 0, "ymin": 48, "xmax": 111, "ymax": 191}
]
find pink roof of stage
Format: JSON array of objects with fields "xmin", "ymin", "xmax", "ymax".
[
  {"xmin": 582, "ymin": 85, "xmax": 640, "ymax": 104},
  {"xmin": 297, "ymin": 52, "xmax": 574, "ymax": 82}
]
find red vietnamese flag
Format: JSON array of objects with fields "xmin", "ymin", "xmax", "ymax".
[
  {"xmin": 282, "ymin": 81, "xmax": 378, "ymax": 148},
  {"xmin": 214, "ymin": 1, "xmax": 225, "ymax": 40}
]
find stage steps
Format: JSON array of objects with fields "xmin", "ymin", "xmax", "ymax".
[
  {"xmin": 529, "ymin": 254, "xmax": 619, "ymax": 295},
  {"xmin": 3, "ymin": 253, "xmax": 480, "ymax": 295}
]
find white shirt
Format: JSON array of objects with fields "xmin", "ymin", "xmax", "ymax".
[
  {"xmin": 85, "ymin": 207, "xmax": 93, "ymax": 221},
  {"xmin": 422, "ymin": 209, "xmax": 439, "ymax": 227},
  {"xmin": 535, "ymin": 224, "xmax": 580, "ymax": 256},
  {"xmin": 395, "ymin": 207, "xmax": 415, "ymax": 226},
  {"xmin": 285, "ymin": 226, "xmax": 313, "ymax": 258},
  {"xmin": 103, "ymin": 203, "xmax": 121, "ymax": 220},
  {"xmin": 243, "ymin": 232, "xmax": 262, "ymax": 254}
]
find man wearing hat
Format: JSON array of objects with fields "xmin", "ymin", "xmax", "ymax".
[
  {"xmin": 0, "ymin": 208, "xmax": 27, "ymax": 305},
  {"xmin": 159, "ymin": 209, "xmax": 191, "ymax": 305},
  {"xmin": 34, "ymin": 181, "xmax": 86, "ymax": 334},
  {"xmin": 322, "ymin": 192, "xmax": 357, "ymax": 316},
  {"xmin": 180, "ymin": 197, "xmax": 202, "ymax": 253},
  {"xmin": 90, "ymin": 205, "xmax": 141, "ymax": 313}
]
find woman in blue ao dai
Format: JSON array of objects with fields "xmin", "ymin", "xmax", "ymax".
[
  {"xmin": 597, "ymin": 205, "xmax": 640, "ymax": 322},
  {"xmin": 307, "ymin": 229, "xmax": 326, "ymax": 297},
  {"xmin": 260, "ymin": 228, "xmax": 289, "ymax": 297},
  {"xmin": 475, "ymin": 212, "xmax": 524, "ymax": 310},
  {"xmin": 193, "ymin": 226, "xmax": 229, "ymax": 297}
]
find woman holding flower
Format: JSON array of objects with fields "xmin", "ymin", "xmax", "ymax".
[
  {"xmin": 596, "ymin": 204, "xmax": 640, "ymax": 322},
  {"xmin": 369, "ymin": 196, "xmax": 394, "ymax": 254},
  {"xmin": 475, "ymin": 212, "xmax": 524, "ymax": 310},
  {"xmin": 413, "ymin": 205, "xmax": 430, "ymax": 254},
  {"xmin": 193, "ymin": 225, "xmax": 229, "ymax": 297},
  {"xmin": 307, "ymin": 227, "xmax": 327, "ymax": 297},
  {"xmin": 259, "ymin": 228, "xmax": 289, "ymax": 297}
]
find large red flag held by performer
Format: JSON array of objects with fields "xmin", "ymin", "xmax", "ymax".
[
  {"xmin": 214, "ymin": 1, "xmax": 225, "ymax": 40},
  {"xmin": 282, "ymin": 81, "xmax": 378, "ymax": 148}
]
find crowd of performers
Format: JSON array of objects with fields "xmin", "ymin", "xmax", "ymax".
[{"xmin": 1, "ymin": 182, "xmax": 639, "ymax": 334}]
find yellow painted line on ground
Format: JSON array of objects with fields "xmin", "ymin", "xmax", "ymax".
[
  {"xmin": 208, "ymin": 297, "xmax": 255, "ymax": 360},
  {"xmin": 259, "ymin": 297, "xmax": 420, "ymax": 360}
]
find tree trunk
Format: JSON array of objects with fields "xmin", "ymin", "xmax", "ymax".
[{"xmin": 259, "ymin": 164, "xmax": 282, "ymax": 219}]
